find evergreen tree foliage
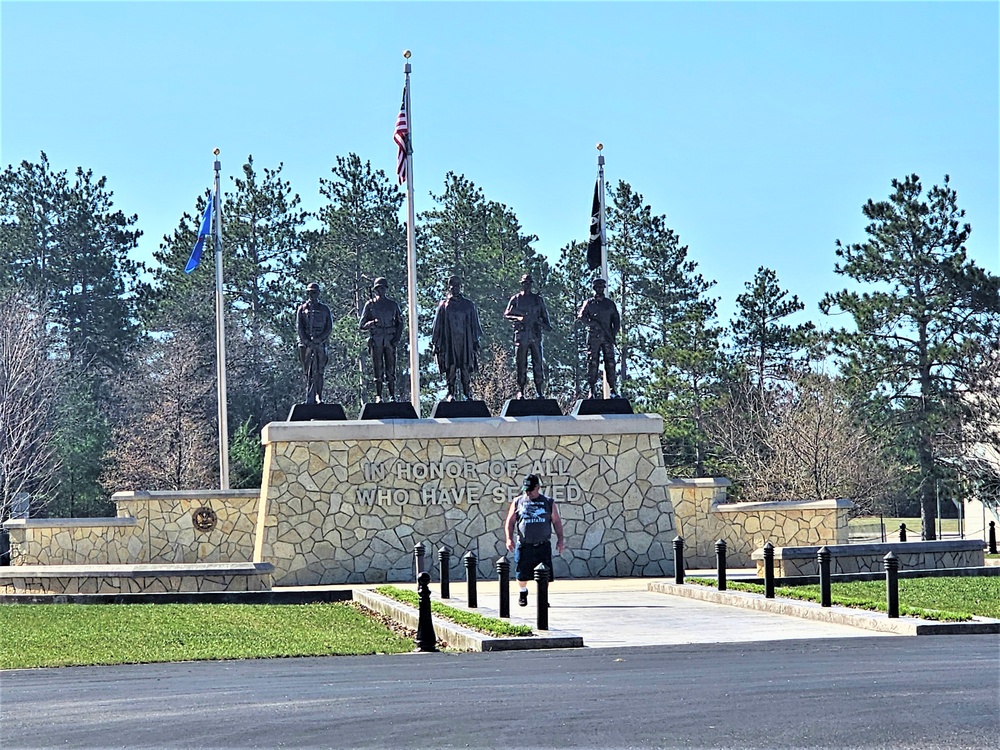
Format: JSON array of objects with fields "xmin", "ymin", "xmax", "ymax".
[
  {"xmin": 649, "ymin": 300, "xmax": 726, "ymax": 477},
  {"xmin": 222, "ymin": 157, "xmax": 306, "ymax": 428},
  {"xmin": 547, "ymin": 241, "xmax": 592, "ymax": 403},
  {"xmin": 302, "ymin": 154, "xmax": 407, "ymax": 409},
  {"xmin": 418, "ymin": 173, "xmax": 548, "ymax": 400},
  {"xmin": 605, "ymin": 180, "xmax": 713, "ymax": 399},
  {"xmin": 731, "ymin": 266, "xmax": 816, "ymax": 395},
  {"xmin": 820, "ymin": 174, "xmax": 1000, "ymax": 538},
  {"xmin": 0, "ymin": 152, "xmax": 143, "ymax": 374},
  {"xmin": 49, "ymin": 372, "xmax": 113, "ymax": 517}
]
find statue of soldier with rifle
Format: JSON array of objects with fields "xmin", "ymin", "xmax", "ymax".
[
  {"xmin": 577, "ymin": 277, "xmax": 621, "ymax": 399},
  {"xmin": 504, "ymin": 272, "xmax": 552, "ymax": 399},
  {"xmin": 296, "ymin": 282, "xmax": 333, "ymax": 404},
  {"xmin": 359, "ymin": 276, "xmax": 404, "ymax": 403}
]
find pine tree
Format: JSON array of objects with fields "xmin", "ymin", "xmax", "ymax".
[
  {"xmin": 821, "ymin": 174, "xmax": 1000, "ymax": 539},
  {"xmin": 730, "ymin": 266, "xmax": 816, "ymax": 396}
]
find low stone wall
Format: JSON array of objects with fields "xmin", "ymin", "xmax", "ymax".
[
  {"xmin": 254, "ymin": 414, "xmax": 678, "ymax": 585},
  {"xmin": 114, "ymin": 490, "xmax": 259, "ymax": 563},
  {"xmin": 668, "ymin": 480, "xmax": 852, "ymax": 568},
  {"xmin": 0, "ymin": 562, "xmax": 273, "ymax": 595},
  {"xmin": 751, "ymin": 540, "xmax": 987, "ymax": 577},
  {"xmin": 4, "ymin": 490, "xmax": 258, "ymax": 566}
]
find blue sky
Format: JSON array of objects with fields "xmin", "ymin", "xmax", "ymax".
[{"xmin": 2, "ymin": 1, "xmax": 997, "ymax": 327}]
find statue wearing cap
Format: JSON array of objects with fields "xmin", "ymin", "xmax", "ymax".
[
  {"xmin": 430, "ymin": 275, "xmax": 482, "ymax": 401},
  {"xmin": 296, "ymin": 282, "xmax": 333, "ymax": 403},
  {"xmin": 359, "ymin": 276, "xmax": 405, "ymax": 402},
  {"xmin": 503, "ymin": 272, "xmax": 552, "ymax": 399},
  {"xmin": 577, "ymin": 277, "xmax": 621, "ymax": 398}
]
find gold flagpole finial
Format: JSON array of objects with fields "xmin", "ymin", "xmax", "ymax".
[
  {"xmin": 213, "ymin": 148, "xmax": 220, "ymax": 156},
  {"xmin": 596, "ymin": 143, "xmax": 603, "ymax": 151},
  {"xmin": 403, "ymin": 50, "xmax": 411, "ymax": 59}
]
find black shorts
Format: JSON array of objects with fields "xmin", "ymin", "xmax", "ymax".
[{"xmin": 514, "ymin": 541, "xmax": 554, "ymax": 582}]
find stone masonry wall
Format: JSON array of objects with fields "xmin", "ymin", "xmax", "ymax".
[
  {"xmin": 669, "ymin": 478, "xmax": 851, "ymax": 568},
  {"xmin": 253, "ymin": 415, "xmax": 677, "ymax": 585},
  {"xmin": 5, "ymin": 490, "xmax": 258, "ymax": 566}
]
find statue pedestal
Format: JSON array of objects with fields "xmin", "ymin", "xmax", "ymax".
[
  {"xmin": 571, "ymin": 398, "xmax": 634, "ymax": 416},
  {"xmin": 359, "ymin": 402, "xmax": 418, "ymax": 420},
  {"xmin": 287, "ymin": 403, "xmax": 348, "ymax": 421},
  {"xmin": 253, "ymin": 413, "xmax": 676, "ymax": 585},
  {"xmin": 500, "ymin": 398, "xmax": 562, "ymax": 417},
  {"xmin": 429, "ymin": 400, "xmax": 491, "ymax": 418}
]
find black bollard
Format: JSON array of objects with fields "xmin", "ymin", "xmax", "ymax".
[
  {"xmin": 414, "ymin": 572, "xmax": 439, "ymax": 652},
  {"xmin": 898, "ymin": 523, "xmax": 907, "ymax": 542},
  {"xmin": 464, "ymin": 550, "xmax": 478, "ymax": 608},
  {"xmin": 438, "ymin": 546, "xmax": 451, "ymax": 599},
  {"xmin": 414, "ymin": 542, "xmax": 426, "ymax": 582},
  {"xmin": 884, "ymin": 551, "xmax": 899, "ymax": 618},
  {"xmin": 989, "ymin": 521, "xmax": 997, "ymax": 555},
  {"xmin": 763, "ymin": 542, "xmax": 775, "ymax": 599},
  {"xmin": 673, "ymin": 536, "xmax": 685, "ymax": 584},
  {"xmin": 817, "ymin": 546, "xmax": 832, "ymax": 607},
  {"xmin": 497, "ymin": 556, "xmax": 510, "ymax": 619},
  {"xmin": 534, "ymin": 563, "xmax": 549, "ymax": 631},
  {"xmin": 715, "ymin": 539, "xmax": 727, "ymax": 591}
]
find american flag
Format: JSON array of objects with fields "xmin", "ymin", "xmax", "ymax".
[{"xmin": 394, "ymin": 88, "xmax": 409, "ymax": 185}]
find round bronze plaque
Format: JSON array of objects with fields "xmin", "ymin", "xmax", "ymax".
[{"xmin": 192, "ymin": 507, "xmax": 217, "ymax": 532}]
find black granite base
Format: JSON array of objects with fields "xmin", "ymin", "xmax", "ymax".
[
  {"xmin": 287, "ymin": 403, "xmax": 348, "ymax": 421},
  {"xmin": 430, "ymin": 400, "xmax": 491, "ymax": 418},
  {"xmin": 571, "ymin": 398, "xmax": 634, "ymax": 415},
  {"xmin": 359, "ymin": 402, "xmax": 418, "ymax": 420},
  {"xmin": 500, "ymin": 398, "xmax": 563, "ymax": 417}
]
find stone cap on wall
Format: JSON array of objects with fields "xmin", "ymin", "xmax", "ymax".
[
  {"xmin": 714, "ymin": 498, "xmax": 852, "ymax": 513},
  {"xmin": 668, "ymin": 477, "xmax": 732, "ymax": 488},
  {"xmin": 3, "ymin": 517, "xmax": 137, "ymax": 530},
  {"xmin": 0, "ymin": 562, "xmax": 274, "ymax": 577},
  {"xmin": 111, "ymin": 490, "xmax": 260, "ymax": 503},
  {"xmin": 261, "ymin": 413, "xmax": 664, "ymax": 445},
  {"xmin": 751, "ymin": 539, "xmax": 986, "ymax": 560}
]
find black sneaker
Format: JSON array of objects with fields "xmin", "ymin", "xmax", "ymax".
[{"xmin": 518, "ymin": 590, "xmax": 528, "ymax": 607}]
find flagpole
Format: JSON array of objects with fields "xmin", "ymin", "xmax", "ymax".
[
  {"xmin": 597, "ymin": 144, "xmax": 610, "ymax": 399},
  {"xmin": 597, "ymin": 144, "xmax": 608, "ymax": 284},
  {"xmin": 403, "ymin": 50, "xmax": 420, "ymax": 416},
  {"xmin": 212, "ymin": 149, "xmax": 231, "ymax": 489}
]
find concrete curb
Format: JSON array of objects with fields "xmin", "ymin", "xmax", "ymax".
[
  {"xmin": 353, "ymin": 589, "xmax": 584, "ymax": 651},
  {"xmin": 648, "ymin": 581, "xmax": 1000, "ymax": 635}
]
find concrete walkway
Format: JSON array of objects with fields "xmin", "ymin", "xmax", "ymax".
[{"xmin": 432, "ymin": 576, "xmax": 894, "ymax": 648}]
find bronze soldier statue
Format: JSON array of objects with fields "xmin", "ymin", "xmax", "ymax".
[
  {"xmin": 577, "ymin": 277, "xmax": 621, "ymax": 399},
  {"xmin": 431, "ymin": 275, "xmax": 482, "ymax": 401},
  {"xmin": 504, "ymin": 273, "xmax": 552, "ymax": 399},
  {"xmin": 359, "ymin": 277, "xmax": 404, "ymax": 403},
  {"xmin": 296, "ymin": 282, "xmax": 333, "ymax": 404}
]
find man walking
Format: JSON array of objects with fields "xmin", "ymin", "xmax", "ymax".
[{"xmin": 504, "ymin": 474, "xmax": 565, "ymax": 606}]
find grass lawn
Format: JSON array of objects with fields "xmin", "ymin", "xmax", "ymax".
[
  {"xmin": 375, "ymin": 585, "xmax": 533, "ymax": 637},
  {"xmin": 0, "ymin": 603, "xmax": 413, "ymax": 670},
  {"xmin": 850, "ymin": 516, "xmax": 962, "ymax": 534},
  {"xmin": 691, "ymin": 576, "xmax": 1000, "ymax": 621}
]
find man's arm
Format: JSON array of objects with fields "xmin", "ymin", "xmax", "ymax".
[
  {"xmin": 504, "ymin": 500, "xmax": 518, "ymax": 552},
  {"xmin": 551, "ymin": 502, "xmax": 565, "ymax": 554}
]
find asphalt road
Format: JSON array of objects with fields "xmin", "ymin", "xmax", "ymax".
[{"xmin": 1, "ymin": 636, "xmax": 997, "ymax": 749}]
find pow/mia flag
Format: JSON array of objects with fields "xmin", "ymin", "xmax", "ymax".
[{"xmin": 587, "ymin": 179, "xmax": 602, "ymax": 270}]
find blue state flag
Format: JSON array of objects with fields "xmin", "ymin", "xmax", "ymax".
[{"xmin": 184, "ymin": 193, "xmax": 214, "ymax": 273}]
